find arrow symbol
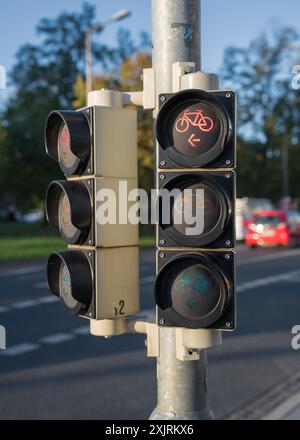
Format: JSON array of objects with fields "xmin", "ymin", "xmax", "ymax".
[
  {"xmin": 187, "ymin": 299, "xmax": 202, "ymax": 311},
  {"xmin": 184, "ymin": 25, "xmax": 194, "ymax": 41},
  {"xmin": 188, "ymin": 134, "xmax": 201, "ymax": 148}
]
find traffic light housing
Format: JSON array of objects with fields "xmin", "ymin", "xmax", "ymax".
[
  {"xmin": 155, "ymin": 88, "xmax": 236, "ymax": 331},
  {"xmin": 156, "ymin": 89, "xmax": 236, "ymax": 169},
  {"xmin": 156, "ymin": 251, "xmax": 235, "ymax": 330},
  {"xmin": 45, "ymin": 104, "xmax": 139, "ymax": 320}
]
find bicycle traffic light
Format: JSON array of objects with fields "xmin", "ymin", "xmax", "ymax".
[
  {"xmin": 45, "ymin": 104, "xmax": 139, "ymax": 320},
  {"xmin": 155, "ymin": 88, "xmax": 236, "ymax": 331}
]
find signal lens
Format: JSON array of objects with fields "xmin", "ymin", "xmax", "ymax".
[{"xmin": 58, "ymin": 124, "xmax": 78, "ymax": 171}]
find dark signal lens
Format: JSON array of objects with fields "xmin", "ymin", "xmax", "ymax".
[
  {"xmin": 171, "ymin": 265, "xmax": 220, "ymax": 319},
  {"xmin": 172, "ymin": 182, "xmax": 222, "ymax": 237},
  {"xmin": 58, "ymin": 124, "xmax": 78, "ymax": 171},
  {"xmin": 59, "ymin": 263, "xmax": 77, "ymax": 310},
  {"xmin": 155, "ymin": 254, "xmax": 229, "ymax": 329},
  {"xmin": 58, "ymin": 192, "xmax": 81, "ymax": 243}
]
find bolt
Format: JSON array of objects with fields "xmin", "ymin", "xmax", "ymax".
[
  {"xmin": 88, "ymin": 180, "xmax": 92, "ymax": 185},
  {"xmin": 225, "ymin": 240, "xmax": 231, "ymax": 247},
  {"xmin": 226, "ymin": 322, "xmax": 232, "ymax": 329},
  {"xmin": 226, "ymin": 160, "xmax": 231, "ymax": 166},
  {"xmin": 160, "ymin": 96, "xmax": 166, "ymax": 102},
  {"xmin": 88, "ymin": 252, "xmax": 92, "ymax": 258},
  {"xmin": 226, "ymin": 93, "xmax": 231, "ymax": 99},
  {"xmin": 225, "ymin": 174, "xmax": 231, "ymax": 179},
  {"xmin": 159, "ymin": 319, "xmax": 166, "ymax": 326},
  {"xmin": 160, "ymin": 174, "xmax": 166, "ymax": 181},
  {"xmin": 88, "ymin": 168, "xmax": 92, "ymax": 174},
  {"xmin": 88, "ymin": 240, "xmax": 92, "ymax": 245},
  {"xmin": 160, "ymin": 161, "xmax": 166, "ymax": 167},
  {"xmin": 225, "ymin": 254, "xmax": 231, "ymax": 260},
  {"xmin": 160, "ymin": 253, "xmax": 166, "ymax": 259},
  {"xmin": 159, "ymin": 240, "xmax": 166, "ymax": 246},
  {"xmin": 88, "ymin": 313, "xmax": 93, "ymax": 318}
]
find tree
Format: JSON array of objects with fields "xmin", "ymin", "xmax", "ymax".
[
  {"xmin": 221, "ymin": 26, "xmax": 300, "ymax": 201},
  {"xmin": 0, "ymin": 2, "xmax": 115, "ymax": 209},
  {"xmin": 73, "ymin": 50, "xmax": 153, "ymax": 194}
]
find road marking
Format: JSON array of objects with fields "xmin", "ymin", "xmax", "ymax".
[
  {"xmin": 38, "ymin": 296, "xmax": 59, "ymax": 304},
  {"xmin": 238, "ymin": 269, "xmax": 300, "ymax": 293},
  {"xmin": 0, "ymin": 295, "xmax": 59, "ymax": 314},
  {"xmin": 12, "ymin": 300, "xmax": 40, "ymax": 309},
  {"xmin": 1, "ymin": 343, "xmax": 40, "ymax": 356},
  {"xmin": 39, "ymin": 333, "xmax": 75, "ymax": 345},
  {"xmin": 73, "ymin": 326, "xmax": 90, "ymax": 335},
  {"xmin": 0, "ymin": 265, "xmax": 45, "ymax": 278},
  {"xmin": 238, "ymin": 249, "xmax": 300, "ymax": 266}
]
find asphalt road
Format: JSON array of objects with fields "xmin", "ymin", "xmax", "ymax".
[{"xmin": 0, "ymin": 245, "xmax": 300, "ymax": 420}]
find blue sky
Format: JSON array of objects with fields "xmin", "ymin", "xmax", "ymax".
[{"xmin": 0, "ymin": 0, "xmax": 300, "ymax": 78}]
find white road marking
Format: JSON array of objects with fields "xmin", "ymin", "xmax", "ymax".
[
  {"xmin": 38, "ymin": 296, "xmax": 59, "ymax": 304},
  {"xmin": 238, "ymin": 249, "xmax": 300, "ymax": 266},
  {"xmin": 237, "ymin": 269, "xmax": 300, "ymax": 293},
  {"xmin": 0, "ymin": 295, "xmax": 59, "ymax": 314},
  {"xmin": 1, "ymin": 343, "xmax": 40, "ymax": 356},
  {"xmin": 72, "ymin": 326, "xmax": 90, "ymax": 335},
  {"xmin": 0, "ymin": 265, "xmax": 44, "ymax": 278},
  {"xmin": 39, "ymin": 333, "xmax": 75, "ymax": 345},
  {"xmin": 12, "ymin": 300, "xmax": 39, "ymax": 309}
]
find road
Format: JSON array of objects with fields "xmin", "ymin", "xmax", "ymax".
[{"xmin": 0, "ymin": 245, "xmax": 300, "ymax": 420}]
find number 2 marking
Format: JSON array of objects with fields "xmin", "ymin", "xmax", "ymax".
[{"xmin": 114, "ymin": 300, "xmax": 125, "ymax": 316}]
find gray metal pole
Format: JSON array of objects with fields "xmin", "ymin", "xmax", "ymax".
[{"xmin": 150, "ymin": 0, "xmax": 214, "ymax": 420}]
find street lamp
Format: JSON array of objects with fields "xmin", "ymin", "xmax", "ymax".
[{"xmin": 85, "ymin": 9, "xmax": 131, "ymax": 97}]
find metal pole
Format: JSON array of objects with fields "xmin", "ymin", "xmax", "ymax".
[
  {"xmin": 85, "ymin": 31, "xmax": 92, "ymax": 98},
  {"xmin": 150, "ymin": 0, "xmax": 214, "ymax": 420}
]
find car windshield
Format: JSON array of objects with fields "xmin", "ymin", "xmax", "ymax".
[{"xmin": 254, "ymin": 216, "xmax": 282, "ymax": 226}]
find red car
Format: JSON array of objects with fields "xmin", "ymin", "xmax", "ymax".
[{"xmin": 245, "ymin": 210, "xmax": 290, "ymax": 248}]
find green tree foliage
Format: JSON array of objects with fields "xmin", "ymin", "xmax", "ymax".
[
  {"xmin": 0, "ymin": 3, "xmax": 116, "ymax": 209},
  {"xmin": 222, "ymin": 26, "xmax": 300, "ymax": 201},
  {"xmin": 74, "ymin": 51, "xmax": 153, "ymax": 194}
]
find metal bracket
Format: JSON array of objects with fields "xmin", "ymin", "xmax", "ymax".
[
  {"xmin": 172, "ymin": 62, "xmax": 196, "ymax": 92},
  {"xmin": 90, "ymin": 312, "xmax": 222, "ymax": 362},
  {"xmin": 122, "ymin": 68, "xmax": 156, "ymax": 110}
]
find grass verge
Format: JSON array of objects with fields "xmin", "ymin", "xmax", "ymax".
[{"xmin": 0, "ymin": 223, "xmax": 155, "ymax": 261}]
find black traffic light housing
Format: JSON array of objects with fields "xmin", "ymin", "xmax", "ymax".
[
  {"xmin": 156, "ymin": 251, "xmax": 235, "ymax": 330},
  {"xmin": 45, "ymin": 109, "xmax": 92, "ymax": 177},
  {"xmin": 45, "ymin": 180, "xmax": 93, "ymax": 246},
  {"xmin": 155, "ymin": 87, "xmax": 236, "ymax": 331},
  {"xmin": 156, "ymin": 89, "xmax": 236, "ymax": 170},
  {"xmin": 47, "ymin": 250, "xmax": 95, "ymax": 318}
]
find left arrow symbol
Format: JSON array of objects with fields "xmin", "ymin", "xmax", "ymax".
[{"xmin": 188, "ymin": 134, "xmax": 201, "ymax": 148}]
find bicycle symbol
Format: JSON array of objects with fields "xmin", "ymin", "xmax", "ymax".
[{"xmin": 175, "ymin": 109, "xmax": 214, "ymax": 134}]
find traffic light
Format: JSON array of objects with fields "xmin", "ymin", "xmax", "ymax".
[
  {"xmin": 155, "ymin": 88, "xmax": 236, "ymax": 330},
  {"xmin": 45, "ymin": 104, "xmax": 139, "ymax": 320}
]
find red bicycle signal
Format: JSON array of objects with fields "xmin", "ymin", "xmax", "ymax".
[{"xmin": 175, "ymin": 109, "xmax": 214, "ymax": 134}]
